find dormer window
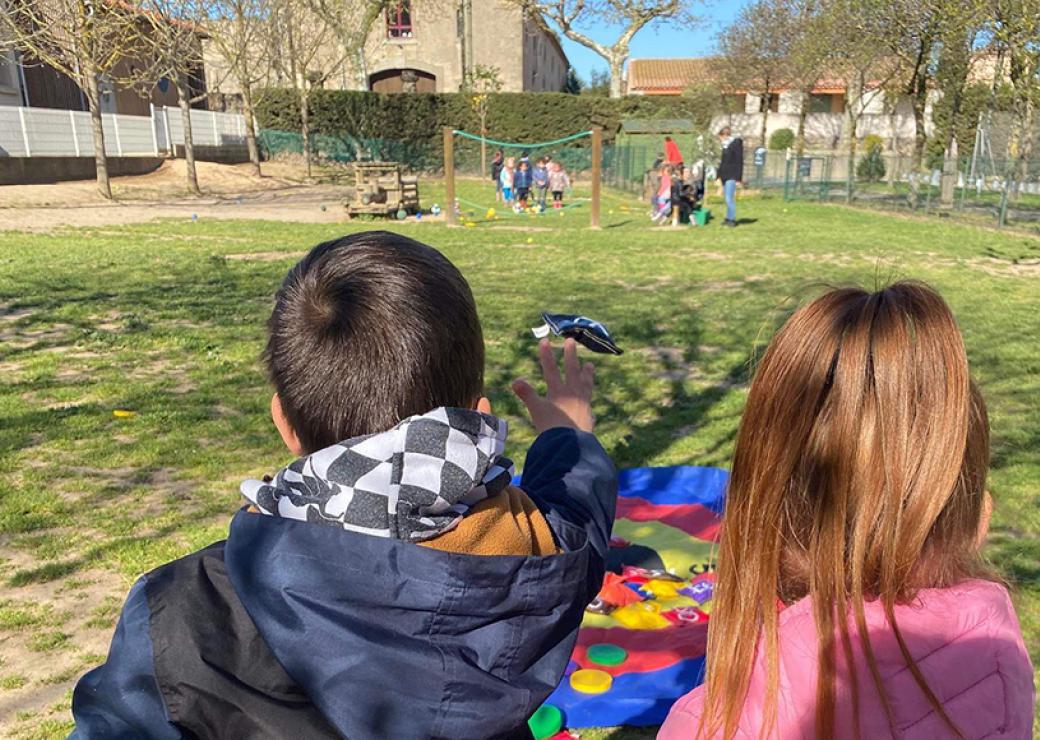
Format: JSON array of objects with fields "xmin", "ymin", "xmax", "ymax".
[{"xmin": 387, "ymin": 2, "xmax": 413, "ymax": 39}]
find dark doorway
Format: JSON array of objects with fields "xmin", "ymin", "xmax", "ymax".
[{"xmin": 368, "ymin": 68, "xmax": 436, "ymax": 94}]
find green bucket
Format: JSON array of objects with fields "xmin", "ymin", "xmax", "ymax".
[{"xmin": 693, "ymin": 208, "xmax": 710, "ymax": 226}]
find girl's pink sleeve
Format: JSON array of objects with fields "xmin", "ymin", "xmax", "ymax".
[{"xmin": 658, "ymin": 684, "xmax": 707, "ymax": 739}]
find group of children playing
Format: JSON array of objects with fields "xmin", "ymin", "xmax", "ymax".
[
  {"xmin": 492, "ymin": 149, "xmax": 571, "ymax": 212},
  {"xmin": 650, "ymin": 160, "xmax": 706, "ymax": 225},
  {"xmin": 70, "ymin": 229, "xmax": 1035, "ymax": 739}
]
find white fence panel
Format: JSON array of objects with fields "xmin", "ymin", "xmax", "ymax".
[
  {"xmin": 1, "ymin": 105, "xmax": 247, "ymax": 158},
  {"xmin": 165, "ymin": 108, "xmax": 185, "ymax": 149},
  {"xmin": 113, "ymin": 113, "xmax": 155, "ymax": 154},
  {"xmin": 189, "ymin": 109, "xmax": 217, "ymax": 147},
  {"xmin": 0, "ymin": 107, "xmax": 28, "ymax": 156},
  {"xmin": 72, "ymin": 111, "xmax": 94, "ymax": 156},
  {"xmin": 154, "ymin": 107, "xmax": 169, "ymax": 152},
  {"xmin": 22, "ymin": 107, "xmax": 76, "ymax": 156}
]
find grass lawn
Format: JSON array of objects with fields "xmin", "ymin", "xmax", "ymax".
[{"xmin": 0, "ymin": 180, "xmax": 1037, "ymax": 738}]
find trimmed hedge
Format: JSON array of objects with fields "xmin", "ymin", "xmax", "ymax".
[{"xmin": 255, "ymin": 89, "xmax": 712, "ymax": 170}]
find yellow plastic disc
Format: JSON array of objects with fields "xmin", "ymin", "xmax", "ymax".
[{"xmin": 570, "ymin": 668, "xmax": 613, "ymax": 694}]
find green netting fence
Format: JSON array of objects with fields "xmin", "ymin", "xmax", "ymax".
[{"xmin": 259, "ymin": 129, "xmax": 442, "ymax": 171}]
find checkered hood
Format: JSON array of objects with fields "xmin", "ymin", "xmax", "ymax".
[{"xmin": 241, "ymin": 407, "xmax": 514, "ymax": 542}]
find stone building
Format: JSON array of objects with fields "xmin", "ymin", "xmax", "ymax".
[
  {"xmin": 204, "ymin": 0, "xmax": 569, "ymax": 105},
  {"xmin": 364, "ymin": 1, "xmax": 568, "ymax": 93}
]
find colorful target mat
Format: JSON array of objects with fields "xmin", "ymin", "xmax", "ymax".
[{"xmin": 546, "ymin": 465, "xmax": 728, "ymax": 727}]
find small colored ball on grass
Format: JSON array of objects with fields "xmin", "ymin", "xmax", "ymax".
[
  {"xmin": 527, "ymin": 704, "xmax": 562, "ymax": 740},
  {"xmin": 526, "ymin": 237, "xmax": 534, "ymax": 244},
  {"xmin": 320, "ymin": 204, "xmax": 327, "ymax": 212},
  {"xmin": 569, "ymin": 668, "xmax": 612, "ymax": 694},
  {"xmin": 191, "ymin": 214, "xmax": 198, "ymax": 221},
  {"xmin": 586, "ymin": 643, "xmax": 627, "ymax": 666}
]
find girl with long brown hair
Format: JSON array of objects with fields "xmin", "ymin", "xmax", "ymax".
[{"xmin": 659, "ymin": 282, "xmax": 1035, "ymax": 739}]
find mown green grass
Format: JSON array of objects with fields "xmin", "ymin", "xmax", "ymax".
[{"xmin": 0, "ymin": 180, "xmax": 1037, "ymax": 737}]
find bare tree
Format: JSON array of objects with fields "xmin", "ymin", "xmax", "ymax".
[
  {"xmin": 785, "ymin": 0, "xmax": 830, "ymax": 155},
  {"xmin": 512, "ymin": 1, "xmax": 701, "ymax": 98},
  {"xmin": 1, "ymin": 0, "xmax": 143, "ymax": 198},
  {"xmin": 933, "ymin": 0, "xmax": 986, "ymax": 154},
  {"xmin": 132, "ymin": 0, "xmax": 212, "ymax": 194},
  {"xmin": 298, "ymin": 0, "xmax": 393, "ymax": 89},
  {"xmin": 462, "ymin": 64, "xmax": 503, "ymax": 174},
  {"xmin": 716, "ymin": 0, "xmax": 802, "ymax": 149},
  {"xmin": 985, "ymin": 0, "xmax": 1040, "ymax": 214},
  {"xmin": 205, "ymin": 0, "xmax": 275, "ymax": 176},
  {"xmin": 819, "ymin": 0, "xmax": 902, "ymax": 201},
  {"xmin": 269, "ymin": 0, "xmax": 349, "ymax": 179}
]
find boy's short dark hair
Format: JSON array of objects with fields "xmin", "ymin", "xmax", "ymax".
[{"xmin": 265, "ymin": 231, "xmax": 485, "ymax": 452}]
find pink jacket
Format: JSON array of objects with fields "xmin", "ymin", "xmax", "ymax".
[{"xmin": 659, "ymin": 580, "xmax": 1035, "ymax": 739}]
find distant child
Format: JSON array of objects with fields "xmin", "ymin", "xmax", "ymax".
[
  {"xmin": 514, "ymin": 159, "xmax": 533, "ymax": 210},
  {"xmin": 500, "ymin": 155, "xmax": 515, "ymax": 205},
  {"xmin": 548, "ymin": 161, "xmax": 570, "ymax": 209},
  {"xmin": 660, "ymin": 282, "xmax": 1035, "ymax": 739},
  {"xmin": 70, "ymin": 232, "xmax": 618, "ymax": 739},
  {"xmin": 663, "ymin": 135, "xmax": 683, "ymax": 168},
  {"xmin": 652, "ymin": 164, "xmax": 673, "ymax": 223},
  {"xmin": 533, "ymin": 157, "xmax": 550, "ymax": 210},
  {"xmin": 490, "ymin": 148, "xmax": 505, "ymax": 203}
]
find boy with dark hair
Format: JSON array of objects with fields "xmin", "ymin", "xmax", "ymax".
[{"xmin": 70, "ymin": 231, "xmax": 617, "ymax": 739}]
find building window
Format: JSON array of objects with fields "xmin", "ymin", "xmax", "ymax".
[
  {"xmin": 387, "ymin": 2, "xmax": 413, "ymax": 39},
  {"xmin": 809, "ymin": 92, "xmax": 845, "ymax": 114},
  {"xmin": 759, "ymin": 93, "xmax": 779, "ymax": 113}
]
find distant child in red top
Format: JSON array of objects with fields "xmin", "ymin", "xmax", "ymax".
[{"xmin": 664, "ymin": 136, "xmax": 683, "ymax": 167}]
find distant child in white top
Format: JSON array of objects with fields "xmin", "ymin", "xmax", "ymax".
[
  {"xmin": 547, "ymin": 162, "xmax": 570, "ymax": 210},
  {"xmin": 500, "ymin": 157, "xmax": 516, "ymax": 205}
]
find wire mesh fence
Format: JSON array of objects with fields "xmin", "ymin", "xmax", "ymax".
[{"xmin": 780, "ymin": 151, "xmax": 1040, "ymax": 232}]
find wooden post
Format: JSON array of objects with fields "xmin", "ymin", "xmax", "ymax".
[
  {"xmin": 590, "ymin": 127, "xmax": 602, "ymax": 228},
  {"xmin": 443, "ymin": 127, "xmax": 457, "ymax": 226}
]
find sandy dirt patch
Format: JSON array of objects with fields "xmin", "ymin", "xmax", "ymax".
[{"xmin": 0, "ymin": 160, "xmax": 362, "ymax": 232}]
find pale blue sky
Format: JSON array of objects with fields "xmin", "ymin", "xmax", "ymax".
[{"xmin": 556, "ymin": 1, "xmax": 751, "ymax": 82}]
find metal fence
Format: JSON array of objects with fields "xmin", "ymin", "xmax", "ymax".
[
  {"xmin": 0, "ymin": 105, "xmax": 248, "ymax": 158},
  {"xmin": 781, "ymin": 151, "xmax": 1040, "ymax": 232},
  {"xmin": 602, "ymin": 139, "xmax": 1040, "ymax": 233}
]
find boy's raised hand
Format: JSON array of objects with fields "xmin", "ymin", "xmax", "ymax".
[{"xmin": 512, "ymin": 338, "xmax": 595, "ymax": 434}]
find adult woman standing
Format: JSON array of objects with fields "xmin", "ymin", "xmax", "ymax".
[{"xmin": 716, "ymin": 127, "xmax": 743, "ymax": 227}]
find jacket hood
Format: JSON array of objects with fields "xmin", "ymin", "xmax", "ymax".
[
  {"xmin": 240, "ymin": 407, "xmax": 514, "ymax": 542},
  {"xmin": 224, "ymin": 510, "xmax": 594, "ymax": 739}
]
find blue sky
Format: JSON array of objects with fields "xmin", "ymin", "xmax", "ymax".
[{"xmin": 557, "ymin": 1, "xmax": 751, "ymax": 81}]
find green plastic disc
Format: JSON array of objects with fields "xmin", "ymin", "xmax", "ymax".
[
  {"xmin": 587, "ymin": 643, "xmax": 628, "ymax": 666},
  {"xmin": 527, "ymin": 703, "xmax": 563, "ymax": 740}
]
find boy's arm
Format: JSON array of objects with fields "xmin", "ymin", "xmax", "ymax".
[
  {"xmin": 512, "ymin": 339, "xmax": 617, "ymax": 596},
  {"xmin": 520, "ymin": 427, "xmax": 616, "ymax": 563},
  {"xmin": 69, "ymin": 577, "xmax": 181, "ymax": 740}
]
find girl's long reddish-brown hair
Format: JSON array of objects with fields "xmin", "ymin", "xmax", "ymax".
[{"xmin": 701, "ymin": 282, "xmax": 991, "ymax": 739}]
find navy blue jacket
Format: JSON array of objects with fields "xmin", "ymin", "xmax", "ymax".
[
  {"xmin": 513, "ymin": 167, "xmax": 533, "ymax": 190},
  {"xmin": 69, "ymin": 428, "xmax": 616, "ymax": 739}
]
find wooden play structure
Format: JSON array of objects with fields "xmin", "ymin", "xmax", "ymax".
[{"xmin": 344, "ymin": 162, "xmax": 421, "ymax": 217}]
